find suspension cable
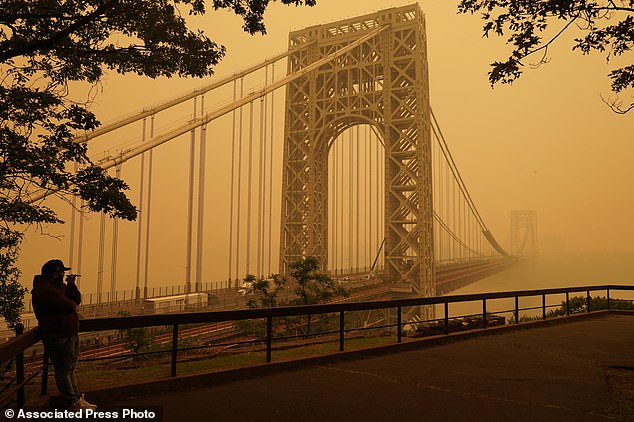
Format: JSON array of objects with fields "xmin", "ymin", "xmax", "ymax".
[
  {"xmin": 135, "ymin": 118, "xmax": 146, "ymax": 300},
  {"xmin": 185, "ymin": 97, "xmax": 197, "ymax": 294},
  {"xmin": 143, "ymin": 115, "xmax": 155, "ymax": 298},
  {"xmin": 195, "ymin": 95, "xmax": 206, "ymax": 290},
  {"xmin": 259, "ymin": 66, "xmax": 268, "ymax": 277},
  {"xmin": 235, "ymin": 80, "xmax": 244, "ymax": 284},
  {"xmin": 72, "ymin": 45, "xmax": 316, "ymax": 145},
  {"xmin": 348, "ymin": 129, "xmax": 353, "ymax": 272},
  {"xmin": 432, "ymin": 109, "xmax": 509, "ymax": 257},
  {"xmin": 228, "ymin": 81, "xmax": 237, "ymax": 283},
  {"xmin": 68, "ymin": 163, "xmax": 77, "ymax": 268},
  {"xmin": 257, "ymin": 78, "xmax": 265, "ymax": 277},
  {"xmin": 76, "ymin": 199, "xmax": 84, "ymax": 291},
  {"xmin": 268, "ymin": 64, "xmax": 275, "ymax": 274},
  {"xmin": 356, "ymin": 125, "xmax": 360, "ymax": 272},
  {"xmin": 332, "ymin": 128, "xmax": 338, "ymax": 273},
  {"xmin": 110, "ymin": 165, "xmax": 121, "ymax": 298},
  {"xmin": 28, "ymin": 26, "xmax": 390, "ymax": 205},
  {"xmin": 431, "ymin": 109, "xmax": 486, "ymax": 230},
  {"xmin": 246, "ymin": 101, "xmax": 254, "ymax": 276},
  {"xmin": 97, "ymin": 210, "xmax": 106, "ymax": 303},
  {"xmin": 367, "ymin": 126, "xmax": 371, "ymax": 272},
  {"xmin": 434, "ymin": 212, "xmax": 481, "ymax": 257}
]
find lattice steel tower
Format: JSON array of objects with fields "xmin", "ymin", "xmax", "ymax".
[
  {"xmin": 279, "ymin": 4, "xmax": 435, "ymax": 298},
  {"xmin": 510, "ymin": 210, "xmax": 538, "ymax": 256}
]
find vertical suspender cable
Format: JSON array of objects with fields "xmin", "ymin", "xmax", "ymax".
[
  {"xmin": 97, "ymin": 211, "xmax": 106, "ymax": 303},
  {"xmin": 451, "ymin": 179, "xmax": 459, "ymax": 259},
  {"xmin": 68, "ymin": 164, "xmax": 77, "ymax": 268},
  {"xmin": 364, "ymin": 126, "xmax": 374, "ymax": 266},
  {"xmin": 260, "ymin": 69, "xmax": 268, "ymax": 277},
  {"xmin": 268, "ymin": 64, "xmax": 275, "ymax": 274},
  {"xmin": 379, "ymin": 133, "xmax": 388, "ymax": 268},
  {"xmin": 143, "ymin": 115, "xmax": 155, "ymax": 299},
  {"xmin": 460, "ymin": 194, "xmax": 464, "ymax": 260},
  {"xmin": 76, "ymin": 200, "xmax": 84, "ymax": 291},
  {"xmin": 330, "ymin": 141, "xmax": 333, "ymax": 271},
  {"xmin": 235, "ymin": 80, "xmax": 244, "ymax": 284},
  {"xmin": 470, "ymin": 200, "xmax": 473, "ymax": 257},
  {"xmin": 371, "ymin": 129, "xmax": 378, "ymax": 266},
  {"xmin": 257, "ymin": 78, "xmax": 265, "ymax": 277},
  {"xmin": 339, "ymin": 138, "xmax": 344, "ymax": 273},
  {"xmin": 440, "ymin": 149, "xmax": 444, "ymax": 260},
  {"xmin": 246, "ymin": 101, "xmax": 254, "ymax": 276},
  {"xmin": 439, "ymin": 141, "xmax": 442, "ymax": 260},
  {"xmin": 110, "ymin": 165, "xmax": 121, "ymax": 298},
  {"xmin": 365, "ymin": 126, "xmax": 370, "ymax": 266},
  {"xmin": 356, "ymin": 126, "xmax": 360, "ymax": 272},
  {"xmin": 185, "ymin": 97, "xmax": 197, "ymax": 294},
  {"xmin": 365, "ymin": 127, "xmax": 369, "ymax": 271},
  {"xmin": 434, "ymin": 137, "xmax": 438, "ymax": 260},
  {"xmin": 332, "ymin": 140, "xmax": 343, "ymax": 274},
  {"xmin": 432, "ymin": 138, "xmax": 437, "ymax": 260},
  {"xmin": 439, "ymin": 145, "xmax": 443, "ymax": 260},
  {"xmin": 331, "ymin": 65, "xmax": 338, "ymax": 275},
  {"xmin": 438, "ymin": 148, "xmax": 443, "ymax": 261},
  {"xmin": 444, "ymin": 156, "xmax": 448, "ymax": 260},
  {"xmin": 228, "ymin": 81, "xmax": 237, "ymax": 285},
  {"xmin": 196, "ymin": 96, "xmax": 206, "ymax": 291},
  {"xmin": 348, "ymin": 129, "xmax": 352, "ymax": 272},
  {"xmin": 135, "ymin": 119, "xmax": 146, "ymax": 300}
]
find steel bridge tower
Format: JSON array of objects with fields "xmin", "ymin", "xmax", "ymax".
[
  {"xmin": 510, "ymin": 210, "xmax": 538, "ymax": 257},
  {"xmin": 279, "ymin": 4, "xmax": 435, "ymax": 298}
]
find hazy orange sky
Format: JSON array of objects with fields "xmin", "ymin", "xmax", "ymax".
[{"xmin": 17, "ymin": 1, "xmax": 633, "ymax": 293}]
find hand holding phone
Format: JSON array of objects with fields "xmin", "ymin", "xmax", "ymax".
[{"xmin": 66, "ymin": 274, "xmax": 81, "ymax": 284}]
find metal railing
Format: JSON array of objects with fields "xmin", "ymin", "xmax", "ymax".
[{"xmin": 1, "ymin": 284, "xmax": 632, "ymax": 408}]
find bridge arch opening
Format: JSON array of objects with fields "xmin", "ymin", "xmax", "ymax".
[{"xmin": 327, "ymin": 123, "xmax": 384, "ymax": 276}]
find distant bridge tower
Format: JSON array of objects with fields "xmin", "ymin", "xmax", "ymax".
[
  {"xmin": 279, "ymin": 4, "xmax": 435, "ymax": 298},
  {"xmin": 510, "ymin": 210, "xmax": 538, "ymax": 256}
]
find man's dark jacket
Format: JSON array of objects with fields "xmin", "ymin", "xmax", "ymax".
[{"xmin": 31, "ymin": 276, "xmax": 81, "ymax": 338}]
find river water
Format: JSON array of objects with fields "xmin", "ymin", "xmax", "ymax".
[{"xmin": 438, "ymin": 253, "xmax": 634, "ymax": 321}]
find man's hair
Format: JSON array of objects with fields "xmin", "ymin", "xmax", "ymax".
[{"xmin": 41, "ymin": 259, "xmax": 69, "ymax": 277}]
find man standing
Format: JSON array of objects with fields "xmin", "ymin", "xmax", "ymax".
[{"xmin": 31, "ymin": 259, "xmax": 97, "ymax": 410}]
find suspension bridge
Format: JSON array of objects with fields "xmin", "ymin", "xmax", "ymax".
[{"xmin": 28, "ymin": 4, "xmax": 527, "ymax": 313}]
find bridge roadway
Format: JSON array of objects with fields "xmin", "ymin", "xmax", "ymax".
[{"xmin": 99, "ymin": 312, "xmax": 634, "ymax": 421}]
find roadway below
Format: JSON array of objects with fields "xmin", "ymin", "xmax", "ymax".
[{"xmin": 102, "ymin": 312, "xmax": 634, "ymax": 421}]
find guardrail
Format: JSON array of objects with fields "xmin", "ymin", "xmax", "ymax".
[{"xmin": 1, "ymin": 284, "xmax": 632, "ymax": 408}]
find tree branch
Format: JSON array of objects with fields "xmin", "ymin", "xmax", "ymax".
[
  {"xmin": 0, "ymin": 0, "xmax": 119, "ymax": 62},
  {"xmin": 601, "ymin": 94, "xmax": 634, "ymax": 114},
  {"xmin": 521, "ymin": 11, "xmax": 583, "ymax": 61}
]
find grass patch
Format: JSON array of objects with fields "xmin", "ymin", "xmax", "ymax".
[{"xmin": 73, "ymin": 334, "xmax": 396, "ymax": 392}]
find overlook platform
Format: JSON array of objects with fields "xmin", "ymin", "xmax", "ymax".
[{"xmin": 96, "ymin": 312, "xmax": 634, "ymax": 421}]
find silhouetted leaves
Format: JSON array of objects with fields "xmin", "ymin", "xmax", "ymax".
[
  {"xmin": 0, "ymin": 0, "xmax": 316, "ymax": 329},
  {"xmin": 458, "ymin": 0, "xmax": 634, "ymax": 113}
]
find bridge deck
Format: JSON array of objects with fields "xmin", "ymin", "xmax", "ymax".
[{"xmin": 102, "ymin": 313, "xmax": 633, "ymax": 421}]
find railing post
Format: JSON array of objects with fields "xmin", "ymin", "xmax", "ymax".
[
  {"xmin": 514, "ymin": 296, "xmax": 519, "ymax": 324},
  {"xmin": 15, "ymin": 324, "xmax": 25, "ymax": 408},
  {"xmin": 170, "ymin": 324, "xmax": 179, "ymax": 377},
  {"xmin": 266, "ymin": 316, "xmax": 272, "ymax": 363},
  {"xmin": 607, "ymin": 288, "xmax": 611, "ymax": 310},
  {"xmin": 397, "ymin": 306, "xmax": 402, "ymax": 343},
  {"xmin": 40, "ymin": 351, "xmax": 49, "ymax": 395},
  {"xmin": 482, "ymin": 299, "xmax": 487, "ymax": 329},
  {"xmin": 444, "ymin": 301, "xmax": 449, "ymax": 335},
  {"xmin": 542, "ymin": 294, "xmax": 546, "ymax": 320},
  {"xmin": 566, "ymin": 292, "xmax": 570, "ymax": 316},
  {"xmin": 586, "ymin": 290, "xmax": 591, "ymax": 313},
  {"xmin": 339, "ymin": 311, "xmax": 345, "ymax": 351}
]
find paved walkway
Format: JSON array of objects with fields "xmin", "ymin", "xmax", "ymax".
[{"xmin": 108, "ymin": 313, "xmax": 634, "ymax": 422}]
